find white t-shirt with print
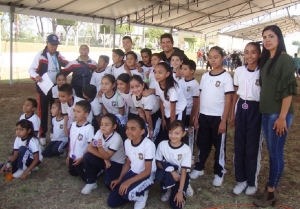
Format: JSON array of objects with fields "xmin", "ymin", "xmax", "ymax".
[
  {"xmin": 199, "ymin": 71, "xmax": 234, "ymax": 116},
  {"xmin": 124, "ymin": 137, "xmax": 156, "ymax": 174},
  {"xmin": 69, "ymin": 121, "xmax": 94, "ymax": 160},
  {"xmin": 178, "ymin": 78, "xmax": 200, "ymax": 115},
  {"xmin": 51, "ymin": 117, "xmax": 68, "ymax": 142},
  {"xmin": 90, "ymin": 67, "xmax": 112, "ymax": 92},
  {"xmin": 155, "ymin": 83, "xmax": 187, "ymax": 118},
  {"xmin": 13, "ymin": 137, "xmax": 43, "ymax": 162},
  {"xmin": 156, "ymin": 140, "xmax": 191, "ymax": 173},
  {"xmin": 234, "ymin": 66, "xmax": 260, "ymax": 101},
  {"xmin": 19, "ymin": 113, "xmax": 40, "ymax": 133},
  {"xmin": 132, "ymin": 94, "xmax": 160, "ymax": 115},
  {"xmin": 99, "ymin": 91, "xmax": 125, "ymax": 115},
  {"xmin": 93, "ymin": 130, "xmax": 125, "ymax": 164}
]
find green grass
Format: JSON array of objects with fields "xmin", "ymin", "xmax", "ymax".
[{"xmin": 0, "ymin": 76, "xmax": 299, "ymax": 209}]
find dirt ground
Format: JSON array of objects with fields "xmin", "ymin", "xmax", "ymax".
[{"xmin": 0, "ymin": 73, "xmax": 299, "ymax": 209}]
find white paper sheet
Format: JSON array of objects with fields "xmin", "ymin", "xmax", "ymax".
[{"xmin": 37, "ymin": 73, "xmax": 54, "ymax": 95}]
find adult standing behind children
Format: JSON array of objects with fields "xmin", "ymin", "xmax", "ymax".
[
  {"xmin": 28, "ymin": 34, "xmax": 68, "ymax": 146},
  {"xmin": 253, "ymin": 25, "xmax": 297, "ymax": 207},
  {"xmin": 159, "ymin": 33, "xmax": 189, "ymax": 66},
  {"xmin": 63, "ymin": 44, "xmax": 97, "ymax": 98}
]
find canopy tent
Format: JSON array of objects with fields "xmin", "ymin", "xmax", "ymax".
[
  {"xmin": 0, "ymin": 0, "xmax": 300, "ymax": 34},
  {"xmin": 1, "ymin": 0, "xmax": 300, "ymax": 84},
  {"xmin": 221, "ymin": 15, "xmax": 300, "ymax": 41}
]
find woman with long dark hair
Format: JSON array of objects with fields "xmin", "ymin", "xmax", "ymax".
[{"xmin": 254, "ymin": 25, "xmax": 297, "ymax": 207}]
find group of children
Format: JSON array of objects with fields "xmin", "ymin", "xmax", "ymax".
[{"xmin": 0, "ymin": 39, "xmax": 264, "ymax": 209}]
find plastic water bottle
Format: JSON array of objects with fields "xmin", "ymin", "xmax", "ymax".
[{"xmin": 5, "ymin": 161, "xmax": 13, "ymax": 181}]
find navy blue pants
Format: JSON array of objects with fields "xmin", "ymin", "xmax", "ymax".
[
  {"xmin": 234, "ymin": 99, "xmax": 262, "ymax": 186},
  {"xmin": 107, "ymin": 170, "xmax": 154, "ymax": 208},
  {"xmin": 156, "ymin": 169, "xmax": 189, "ymax": 209},
  {"xmin": 42, "ymin": 141, "xmax": 68, "ymax": 157},
  {"xmin": 83, "ymin": 152, "xmax": 123, "ymax": 187},
  {"xmin": 37, "ymin": 88, "xmax": 54, "ymax": 138},
  {"xmin": 69, "ymin": 158, "xmax": 86, "ymax": 182},
  {"xmin": 194, "ymin": 113, "xmax": 226, "ymax": 177}
]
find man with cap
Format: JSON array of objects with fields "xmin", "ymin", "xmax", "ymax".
[{"xmin": 28, "ymin": 34, "xmax": 69, "ymax": 146}]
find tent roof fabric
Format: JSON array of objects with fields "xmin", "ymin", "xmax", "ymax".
[
  {"xmin": 0, "ymin": 0, "xmax": 299, "ymax": 34},
  {"xmin": 221, "ymin": 15, "xmax": 300, "ymax": 41}
]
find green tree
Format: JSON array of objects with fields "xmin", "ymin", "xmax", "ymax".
[
  {"xmin": 292, "ymin": 41, "xmax": 300, "ymax": 46},
  {"xmin": 184, "ymin": 37, "xmax": 198, "ymax": 52},
  {"xmin": 115, "ymin": 24, "xmax": 134, "ymax": 46},
  {"xmin": 145, "ymin": 28, "xmax": 164, "ymax": 42},
  {"xmin": 57, "ymin": 19, "xmax": 77, "ymax": 45}
]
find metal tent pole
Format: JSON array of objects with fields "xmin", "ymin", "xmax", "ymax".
[
  {"xmin": 9, "ymin": 5, "xmax": 15, "ymax": 85},
  {"xmin": 112, "ymin": 20, "xmax": 116, "ymax": 49}
]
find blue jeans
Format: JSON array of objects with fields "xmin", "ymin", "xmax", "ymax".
[{"xmin": 261, "ymin": 113, "xmax": 293, "ymax": 188}]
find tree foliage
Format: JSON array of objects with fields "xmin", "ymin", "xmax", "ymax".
[
  {"xmin": 115, "ymin": 24, "xmax": 134, "ymax": 35},
  {"xmin": 57, "ymin": 19, "xmax": 76, "ymax": 26},
  {"xmin": 100, "ymin": 25, "xmax": 111, "ymax": 34},
  {"xmin": 292, "ymin": 41, "xmax": 300, "ymax": 46},
  {"xmin": 145, "ymin": 28, "xmax": 164, "ymax": 42}
]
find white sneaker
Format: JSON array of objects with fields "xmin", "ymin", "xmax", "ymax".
[
  {"xmin": 81, "ymin": 183, "xmax": 98, "ymax": 194},
  {"xmin": 212, "ymin": 175, "xmax": 224, "ymax": 187},
  {"xmin": 60, "ymin": 149, "xmax": 67, "ymax": 158},
  {"xmin": 189, "ymin": 170, "xmax": 204, "ymax": 179},
  {"xmin": 13, "ymin": 169, "xmax": 24, "ymax": 178},
  {"xmin": 39, "ymin": 138, "xmax": 46, "ymax": 146},
  {"xmin": 245, "ymin": 186, "xmax": 257, "ymax": 196},
  {"xmin": 134, "ymin": 190, "xmax": 148, "ymax": 209},
  {"xmin": 186, "ymin": 184, "xmax": 194, "ymax": 196},
  {"xmin": 161, "ymin": 188, "xmax": 171, "ymax": 202},
  {"xmin": 233, "ymin": 181, "xmax": 248, "ymax": 195}
]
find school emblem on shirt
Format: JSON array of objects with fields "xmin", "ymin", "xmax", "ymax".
[
  {"xmin": 78, "ymin": 134, "xmax": 83, "ymax": 141},
  {"xmin": 178, "ymin": 154, "xmax": 182, "ymax": 161},
  {"xmin": 111, "ymin": 101, "xmax": 117, "ymax": 106},
  {"xmin": 59, "ymin": 124, "xmax": 63, "ymax": 129},
  {"xmin": 138, "ymin": 153, "xmax": 144, "ymax": 160},
  {"xmin": 186, "ymin": 86, "xmax": 191, "ymax": 92},
  {"xmin": 215, "ymin": 81, "xmax": 221, "ymax": 87},
  {"xmin": 255, "ymin": 79, "xmax": 260, "ymax": 86}
]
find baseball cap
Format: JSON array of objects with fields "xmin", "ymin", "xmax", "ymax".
[{"xmin": 47, "ymin": 34, "xmax": 60, "ymax": 45}]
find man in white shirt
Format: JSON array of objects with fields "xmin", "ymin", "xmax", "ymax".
[{"xmin": 28, "ymin": 34, "xmax": 69, "ymax": 145}]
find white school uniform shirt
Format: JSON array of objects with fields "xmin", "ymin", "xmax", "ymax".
[
  {"xmin": 112, "ymin": 63, "xmax": 127, "ymax": 79},
  {"xmin": 199, "ymin": 71, "xmax": 234, "ymax": 116},
  {"xmin": 61, "ymin": 96, "xmax": 93, "ymax": 128},
  {"xmin": 234, "ymin": 66, "xmax": 260, "ymax": 101},
  {"xmin": 69, "ymin": 121, "xmax": 94, "ymax": 160},
  {"xmin": 99, "ymin": 91, "xmax": 125, "ymax": 115},
  {"xmin": 93, "ymin": 131, "xmax": 125, "ymax": 164},
  {"xmin": 51, "ymin": 117, "xmax": 68, "ymax": 142},
  {"xmin": 52, "ymin": 85, "xmax": 76, "ymax": 99},
  {"xmin": 89, "ymin": 98, "xmax": 101, "ymax": 117},
  {"xmin": 13, "ymin": 137, "xmax": 43, "ymax": 162},
  {"xmin": 124, "ymin": 137, "xmax": 157, "ymax": 174},
  {"xmin": 132, "ymin": 94, "xmax": 160, "ymax": 115},
  {"xmin": 130, "ymin": 69, "xmax": 144, "ymax": 80},
  {"xmin": 155, "ymin": 83, "xmax": 187, "ymax": 118},
  {"xmin": 120, "ymin": 92, "xmax": 138, "ymax": 115},
  {"xmin": 19, "ymin": 113, "xmax": 41, "ymax": 133},
  {"xmin": 178, "ymin": 78, "xmax": 200, "ymax": 115},
  {"xmin": 156, "ymin": 141, "xmax": 192, "ymax": 173},
  {"xmin": 90, "ymin": 66, "xmax": 112, "ymax": 93},
  {"xmin": 173, "ymin": 72, "xmax": 182, "ymax": 83}
]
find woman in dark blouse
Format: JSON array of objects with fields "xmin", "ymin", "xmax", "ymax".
[{"xmin": 254, "ymin": 25, "xmax": 297, "ymax": 207}]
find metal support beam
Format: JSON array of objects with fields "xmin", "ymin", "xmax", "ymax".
[
  {"xmin": 112, "ymin": 19, "xmax": 116, "ymax": 49},
  {"xmin": 9, "ymin": 5, "xmax": 15, "ymax": 85}
]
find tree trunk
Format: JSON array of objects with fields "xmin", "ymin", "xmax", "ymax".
[
  {"xmin": 63, "ymin": 26, "xmax": 70, "ymax": 45},
  {"xmin": 49, "ymin": 18, "xmax": 57, "ymax": 34},
  {"xmin": 39, "ymin": 17, "xmax": 45, "ymax": 42},
  {"xmin": 14, "ymin": 14, "xmax": 18, "ymax": 40},
  {"xmin": 35, "ymin": 17, "xmax": 41, "ymax": 37}
]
